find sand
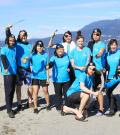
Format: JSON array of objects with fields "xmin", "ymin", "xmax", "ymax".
[{"xmin": 0, "ymin": 74, "xmax": 120, "ymax": 135}]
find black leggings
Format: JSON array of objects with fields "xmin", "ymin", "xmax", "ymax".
[
  {"xmin": 4, "ymin": 75, "xmax": 16, "ymax": 112},
  {"xmin": 106, "ymin": 82, "xmax": 119, "ymax": 106},
  {"xmin": 66, "ymin": 92, "xmax": 81, "ymax": 108},
  {"xmin": 53, "ymin": 81, "xmax": 70, "ymax": 108}
]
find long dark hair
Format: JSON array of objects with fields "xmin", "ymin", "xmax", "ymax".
[
  {"xmin": 17, "ymin": 30, "xmax": 28, "ymax": 44},
  {"xmin": 88, "ymin": 28, "xmax": 102, "ymax": 52},
  {"xmin": 6, "ymin": 34, "xmax": 16, "ymax": 47},
  {"xmin": 108, "ymin": 39, "xmax": 118, "ymax": 52},
  {"xmin": 62, "ymin": 31, "xmax": 72, "ymax": 42},
  {"xmin": 32, "ymin": 40, "xmax": 44, "ymax": 53}
]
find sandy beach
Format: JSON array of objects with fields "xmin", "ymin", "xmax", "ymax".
[{"xmin": 0, "ymin": 74, "xmax": 120, "ymax": 135}]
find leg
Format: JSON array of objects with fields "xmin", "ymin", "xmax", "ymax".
[
  {"xmin": 62, "ymin": 81, "xmax": 71, "ymax": 105},
  {"xmin": 42, "ymin": 86, "xmax": 50, "ymax": 106},
  {"xmin": 27, "ymin": 85, "xmax": 33, "ymax": 105},
  {"xmin": 16, "ymin": 85, "xmax": 22, "ymax": 105},
  {"xmin": 106, "ymin": 83, "xmax": 119, "ymax": 115},
  {"xmin": 40, "ymin": 80, "xmax": 50, "ymax": 107},
  {"xmin": 78, "ymin": 93, "xmax": 89, "ymax": 118},
  {"xmin": 32, "ymin": 85, "xmax": 39, "ymax": 109},
  {"xmin": 53, "ymin": 82, "xmax": 62, "ymax": 110},
  {"xmin": 93, "ymin": 72, "xmax": 104, "ymax": 114},
  {"xmin": 97, "ymin": 92, "xmax": 104, "ymax": 112},
  {"xmin": 4, "ymin": 75, "xmax": 16, "ymax": 118},
  {"xmin": 62, "ymin": 92, "xmax": 81, "ymax": 115}
]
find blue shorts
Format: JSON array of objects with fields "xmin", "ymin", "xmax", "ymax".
[{"xmin": 16, "ymin": 67, "xmax": 32, "ymax": 86}]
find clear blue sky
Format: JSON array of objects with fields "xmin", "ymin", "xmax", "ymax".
[{"xmin": 0, "ymin": 0, "xmax": 120, "ymax": 39}]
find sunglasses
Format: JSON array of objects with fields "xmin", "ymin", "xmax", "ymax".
[
  {"xmin": 92, "ymin": 68, "xmax": 96, "ymax": 71},
  {"xmin": 93, "ymin": 33, "xmax": 100, "ymax": 36},
  {"xmin": 37, "ymin": 44, "xmax": 43, "ymax": 47},
  {"xmin": 64, "ymin": 34, "xmax": 71, "ymax": 38},
  {"xmin": 89, "ymin": 67, "xmax": 96, "ymax": 72}
]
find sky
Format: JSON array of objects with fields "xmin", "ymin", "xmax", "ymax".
[{"xmin": 0, "ymin": 0, "xmax": 120, "ymax": 39}]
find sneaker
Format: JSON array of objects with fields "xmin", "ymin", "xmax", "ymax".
[
  {"xmin": 105, "ymin": 110, "xmax": 115, "ymax": 117},
  {"xmin": 7, "ymin": 111, "xmax": 15, "ymax": 118},
  {"xmin": 34, "ymin": 108, "xmax": 39, "ymax": 114},
  {"xmin": 104, "ymin": 109, "xmax": 110, "ymax": 115},
  {"xmin": 46, "ymin": 104, "xmax": 51, "ymax": 111},
  {"xmin": 96, "ymin": 110, "xmax": 104, "ymax": 116}
]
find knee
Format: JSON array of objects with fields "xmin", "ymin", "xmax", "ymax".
[{"xmin": 83, "ymin": 93, "xmax": 90, "ymax": 99}]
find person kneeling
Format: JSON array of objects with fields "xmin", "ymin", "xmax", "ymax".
[{"xmin": 62, "ymin": 62, "xmax": 99, "ymax": 121}]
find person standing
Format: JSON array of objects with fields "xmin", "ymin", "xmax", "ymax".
[
  {"xmin": 48, "ymin": 44, "xmax": 71, "ymax": 111},
  {"xmin": 105, "ymin": 39, "xmax": 120, "ymax": 116},
  {"xmin": 5, "ymin": 26, "xmax": 33, "ymax": 111},
  {"xmin": 88, "ymin": 28, "xmax": 106, "ymax": 116},
  {"xmin": 70, "ymin": 31, "xmax": 91, "ymax": 79},
  {"xmin": 30, "ymin": 40, "xmax": 51, "ymax": 113},
  {"xmin": 1, "ymin": 35, "xmax": 17, "ymax": 118}
]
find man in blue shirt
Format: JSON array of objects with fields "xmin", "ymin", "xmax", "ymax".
[{"xmin": 61, "ymin": 62, "xmax": 99, "ymax": 121}]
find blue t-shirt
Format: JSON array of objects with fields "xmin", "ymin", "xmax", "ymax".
[
  {"xmin": 1, "ymin": 45, "xmax": 17, "ymax": 75},
  {"xmin": 31, "ymin": 52, "xmax": 48, "ymax": 80},
  {"xmin": 106, "ymin": 49, "xmax": 120, "ymax": 79},
  {"xmin": 16, "ymin": 42, "xmax": 32, "ymax": 69},
  {"xmin": 67, "ymin": 73, "xmax": 93, "ymax": 96},
  {"xmin": 50, "ymin": 53, "xmax": 70, "ymax": 82},
  {"xmin": 70, "ymin": 46, "xmax": 91, "ymax": 78},
  {"xmin": 92, "ymin": 41, "xmax": 106, "ymax": 70}
]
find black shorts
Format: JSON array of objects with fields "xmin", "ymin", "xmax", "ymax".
[
  {"xmin": 32, "ymin": 79, "xmax": 48, "ymax": 87},
  {"xmin": 66, "ymin": 91, "xmax": 81, "ymax": 108}
]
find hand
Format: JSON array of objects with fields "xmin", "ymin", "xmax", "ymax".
[
  {"xmin": 6, "ymin": 24, "xmax": 13, "ymax": 29},
  {"xmin": 22, "ymin": 57, "xmax": 29, "ymax": 63},
  {"xmin": 93, "ymin": 91, "xmax": 99, "ymax": 97},
  {"xmin": 79, "ymin": 66, "xmax": 86, "ymax": 71},
  {"xmin": 102, "ymin": 68, "xmax": 106, "ymax": 73},
  {"xmin": 67, "ymin": 68, "xmax": 70, "ymax": 72},
  {"xmin": 5, "ymin": 69, "xmax": 8, "ymax": 74},
  {"xmin": 46, "ymin": 65, "xmax": 49, "ymax": 70},
  {"xmin": 52, "ymin": 32, "xmax": 56, "ymax": 38}
]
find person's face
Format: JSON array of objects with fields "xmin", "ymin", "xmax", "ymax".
[
  {"xmin": 87, "ymin": 66, "xmax": 96, "ymax": 76},
  {"xmin": 56, "ymin": 48, "xmax": 64, "ymax": 57},
  {"xmin": 36, "ymin": 45, "xmax": 43, "ymax": 53},
  {"xmin": 110, "ymin": 42, "xmax": 117, "ymax": 52},
  {"xmin": 19, "ymin": 31, "xmax": 27, "ymax": 42},
  {"xmin": 64, "ymin": 33, "xmax": 72, "ymax": 43},
  {"xmin": 92, "ymin": 32, "xmax": 101, "ymax": 42},
  {"xmin": 76, "ymin": 38, "xmax": 84, "ymax": 48},
  {"xmin": 8, "ymin": 37, "xmax": 15, "ymax": 46}
]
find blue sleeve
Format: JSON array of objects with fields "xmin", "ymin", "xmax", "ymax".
[
  {"xmin": 79, "ymin": 73, "xmax": 86, "ymax": 83},
  {"xmin": 101, "ymin": 42, "xmax": 106, "ymax": 49},
  {"xmin": 1, "ymin": 48, "xmax": 6, "ymax": 55},
  {"xmin": 50, "ymin": 56, "xmax": 55, "ymax": 63},
  {"xmin": 105, "ymin": 77, "xmax": 120, "ymax": 88}
]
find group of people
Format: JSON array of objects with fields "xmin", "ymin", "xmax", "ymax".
[{"xmin": 0, "ymin": 25, "xmax": 120, "ymax": 121}]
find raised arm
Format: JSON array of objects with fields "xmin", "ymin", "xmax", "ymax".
[{"xmin": 48, "ymin": 30, "xmax": 58, "ymax": 48}]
